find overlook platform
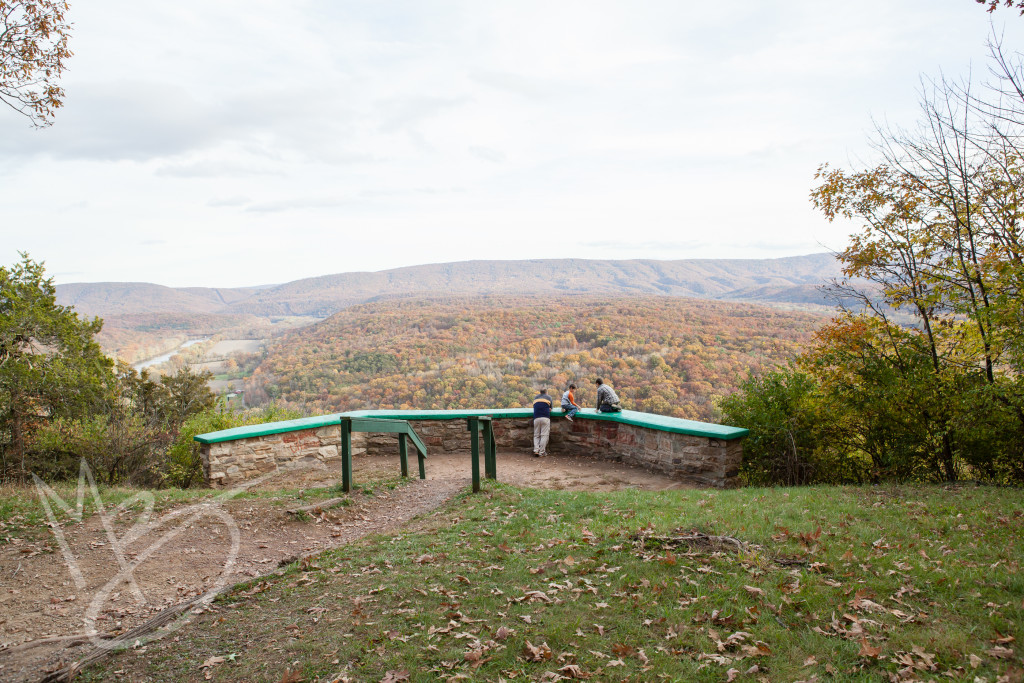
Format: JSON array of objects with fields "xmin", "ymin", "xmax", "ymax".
[{"xmin": 195, "ymin": 408, "xmax": 748, "ymax": 489}]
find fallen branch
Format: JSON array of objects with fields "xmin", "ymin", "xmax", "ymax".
[
  {"xmin": 635, "ymin": 531, "xmax": 759, "ymax": 553},
  {"xmin": 634, "ymin": 530, "xmax": 813, "ymax": 568},
  {"xmin": 36, "ymin": 588, "xmax": 231, "ymax": 683},
  {"xmin": 2, "ymin": 632, "xmax": 113, "ymax": 655}
]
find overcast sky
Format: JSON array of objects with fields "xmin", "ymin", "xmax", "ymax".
[{"xmin": 2, "ymin": 1, "xmax": 1021, "ymax": 288}]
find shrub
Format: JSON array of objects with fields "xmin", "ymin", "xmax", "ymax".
[{"xmin": 163, "ymin": 405, "xmax": 303, "ymax": 488}]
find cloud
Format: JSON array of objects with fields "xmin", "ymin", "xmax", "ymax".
[
  {"xmin": 207, "ymin": 196, "xmax": 252, "ymax": 208},
  {"xmin": 156, "ymin": 161, "xmax": 286, "ymax": 178},
  {"xmin": 469, "ymin": 71, "xmax": 563, "ymax": 100},
  {"xmin": 582, "ymin": 239, "xmax": 714, "ymax": 252},
  {"xmin": 469, "ymin": 145, "xmax": 506, "ymax": 163},
  {"xmin": 375, "ymin": 95, "xmax": 470, "ymax": 134},
  {"xmin": 0, "ymin": 81, "xmax": 225, "ymax": 161},
  {"xmin": 357, "ymin": 186, "xmax": 464, "ymax": 198},
  {"xmin": 244, "ymin": 197, "xmax": 350, "ymax": 213}
]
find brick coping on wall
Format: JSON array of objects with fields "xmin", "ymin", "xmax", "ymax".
[{"xmin": 193, "ymin": 408, "xmax": 749, "ymax": 445}]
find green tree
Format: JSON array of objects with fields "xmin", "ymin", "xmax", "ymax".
[
  {"xmin": 807, "ymin": 43, "xmax": 1024, "ymax": 483},
  {"xmin": 0, "ymin": 0, "xmax": 72, "ymax": 127},
  {"xmin": 0, "ymin": 254, "xmax": 111, "ymax": 475},
  {"xmin": 719, "ymin": 368, "xmax": 866, "ymax": 486},
  {"xmin": 157, "ymin": 365, "xmax": 215, "ymax": 430}
]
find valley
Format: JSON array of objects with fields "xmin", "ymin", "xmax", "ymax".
[{"xmin": 55, "ymin": 255, "xmax": 838, "ymax": 417}]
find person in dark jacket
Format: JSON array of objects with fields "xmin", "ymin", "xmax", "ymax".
[{"xmin": 532, "ymin": 388, "xmax": 552, "ymax": 456}]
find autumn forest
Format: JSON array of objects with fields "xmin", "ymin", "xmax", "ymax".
[{"xmin": 242, "ymin": 295, "xmax": 826, "ymax": 421}]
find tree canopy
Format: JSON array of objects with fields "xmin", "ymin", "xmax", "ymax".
[
  {"xmin": 0, "ymin": 0, "xmax": 72, "ymax": 127},
  {"xmin": 724, "ymin": 41, "xmax": 1024, "ymax": 485},
  {"xmin": 0, "ymin": 254, "xmax": 110, "ymax": 473},
  {"xmin": 976, "ymin": 0, "xmax": 1024, "ymax": 15}
]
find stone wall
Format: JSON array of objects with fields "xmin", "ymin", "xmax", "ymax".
[
  {"xmin": 201, "ymin": 416, "xmax": 742, "ymax": 488},
  {"xmin": 201, "ymin": 424, "xmax": 369, "ymax": 488},
  {"xmin": 363, "ymin": 418, "xmax": 741, "ymax": 488}
]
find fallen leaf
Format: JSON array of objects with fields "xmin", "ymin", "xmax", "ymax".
[
  {"xmin": 523, "ymin": 640, "xmax": 553, "ymax": 662},
  {"xmin": 381, "ymin": 670, "xmax": 410, "ymax": 683},
  {"xmin": 743, "ymin": 585, "xmax": 766, "ymax": 597},
  {"xmin": 200, "ymin": 656, "xmax": 226, "ymax": 669},
  {"xmin": 858, "ymin": 638, "xmax": 881, "ymax": 659},
  {"xmin": 495, "ymin": 626, "xmax": 514, "ymax": 641},
  {"xmin": 726, "ymin": 668, "xmax": 739, "ymax": 682},
  {"xmin": 558, "ymin": 664, "xmax": 588, "ymax": 679},
  {"xmin": 611, "ymin": 643, "xmax": 636, "ymax": 657},
  {"xmin": 804, "ymin": 655, "xmax": 817, "ymax": 666}
]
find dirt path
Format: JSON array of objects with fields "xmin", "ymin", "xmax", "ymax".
[{"xmin": 0, "ymin": 452, "xmax": 688, "ymax": 681}]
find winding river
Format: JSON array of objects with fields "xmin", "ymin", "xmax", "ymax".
[{"xmin": 132, "ymin": 338, "xmax": 208, "ymax": 371}]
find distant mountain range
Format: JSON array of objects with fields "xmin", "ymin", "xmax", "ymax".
[{"xmin": 57, "ymin": 253, "xmax": 842, "ymax": 319}]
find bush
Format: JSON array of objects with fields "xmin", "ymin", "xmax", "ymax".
[
  {"xmin": 31, "ymin": 413, "xmax": 167, "ymax": 485},
  {"xmin": 163, "ymin": 405, "xmax": 303, "ymax": 488},
  {"xmin": 719, "ymin": 368, "xmax": 869, "ymax": 486}
]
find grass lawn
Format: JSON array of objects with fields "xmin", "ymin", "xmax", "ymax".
[{"xmin": 59, "ymin": 483, "xmax": 1024, "ymax": 681}]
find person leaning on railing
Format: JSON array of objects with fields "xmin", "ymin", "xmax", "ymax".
[{"xmin": 532, "ymin": 388, "xmax": 553, "ymax": 456}]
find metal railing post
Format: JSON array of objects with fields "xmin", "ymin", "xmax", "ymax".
[
  {"xmin": 481, "ymin": 417, "xmax": 496, "ymax": 480},
  {"xmin": 340, "ymin": 416, "xmax": 352, "ymax": 493},
  {"xmin": 399, "ymin": 433, "xmax": 409, "ymax": 478},
  {"xmin": 467, "ymin": 417, "xmax": 480, "ymax": 493}
]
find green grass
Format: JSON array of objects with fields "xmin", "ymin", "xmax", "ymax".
[{"xmin": 76, "ymin": 483, "xmax": 1023, "ymax": 682}]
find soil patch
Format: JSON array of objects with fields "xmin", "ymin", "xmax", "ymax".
[{"xmin": 0, "ymin": 451, "xmax": 687, "ymax": 681}]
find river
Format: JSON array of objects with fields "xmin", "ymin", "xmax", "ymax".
[{"xmin": 133, "ymin": 338, "xmax": 208, "ymax": 371}]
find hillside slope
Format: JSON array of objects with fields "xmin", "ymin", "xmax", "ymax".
[
  {"xmin": 56, "ymin": 282, "xmax": 264, "ymax": 316},
  {"xmin": 245, "ymin": 295, "xmax": 826, "ymax": 421}
]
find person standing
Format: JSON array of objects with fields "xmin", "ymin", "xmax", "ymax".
[
  {"xmin": 560, "ymin": 383, "xmax": 581, "ymax": 421},
  {"xmin": 595, "ymin": 378, "xmax": 622, "ymax": 412},
  {"xmin": 532, "ymin": 388, "xmax": 552, "ymax": 456}
]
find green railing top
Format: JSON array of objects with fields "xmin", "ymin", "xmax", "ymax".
[{"xmin": 194, "ymin": 407, "xmax": 748, "ymax": 444}]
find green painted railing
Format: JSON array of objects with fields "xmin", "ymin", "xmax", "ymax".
[
  {"xmin": 340, "ymin": 416, "xmax": 428, "ymax": 492},
  {"xmin": 193, "ymin": 407, "xmax": 748, "ymax": 445}
]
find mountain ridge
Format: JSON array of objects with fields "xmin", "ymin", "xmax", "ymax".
[{"xmin": 56, "ymin": 253, "xmax": 841, "ymax": 318}]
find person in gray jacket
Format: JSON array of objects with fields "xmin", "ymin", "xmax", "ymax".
[{"xmin": 595, "ymin": 378, "xmax": 622, "ymax": 412}]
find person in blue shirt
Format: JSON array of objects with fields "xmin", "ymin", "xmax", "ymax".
[{"xmin": 532, "ymin": 388, "xmax": 552, "ymax": 456}]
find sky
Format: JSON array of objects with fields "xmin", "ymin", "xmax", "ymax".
[{"xmin": 2, "ymin": 1, "xmax": 1022, "ymax": 288}]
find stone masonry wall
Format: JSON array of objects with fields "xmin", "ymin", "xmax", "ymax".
[
  {"xmin": 363, "ymin": 418, "xmax": 741, "ymax": 488},
  {"xmin": 201, "ymin": 424, "xmax": 369, "ymax": 488},
  {"xmin": 202, "ymin": 417, "xmax": 742, "ymax": 488}
]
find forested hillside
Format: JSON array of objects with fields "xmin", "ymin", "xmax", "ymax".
[
  {"xmin": 244, "ymin": 296, "xmax": 826, "ymax": 420},
  {"xmin": 57, "ymin": 254, "xmax": 840, "ymax": 364}
]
